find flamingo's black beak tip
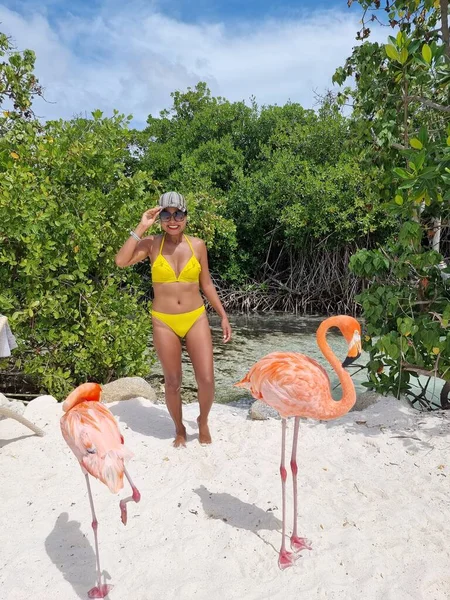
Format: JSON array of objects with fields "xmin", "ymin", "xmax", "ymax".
[{"xmin": 342, "ymin": 353, "xmax": 361, "ymax": 368}]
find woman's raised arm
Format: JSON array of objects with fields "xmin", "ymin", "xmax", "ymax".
[{"xmin": 115, "ymin": 206, "xmax": 161, "ymax": 268}]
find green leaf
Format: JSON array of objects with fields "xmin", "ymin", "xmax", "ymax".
[
  {"xmin": 398, "ymin": 180, "xmax": 416, "ymax": 189},
  {"xmin": 399, "ymin": 47, "xmax": 409, "ymax": 65},
  {"xmin": 393, "ymin": 167, "xmax": 412, "ymax": 179},
  {"xmin": 409, "ymin": 150, "xmax": 425, "ymax": 172},
  {"xmin": 418, "ymin": 126, "xmax": 428, "ymax": 146},
  {"xmin": 420, "ymin": 166, "xmax": 438, "ymax": 180},
  {"xmin": 414, "ymin": 56, "xmax": 430, "ymax": 68},
  {"xmin": 422, "ymin": 44, "xmax": 432, "ymax": 64},
  {"xmin": 394, "ymin": 194, "xmax": 403, "ymax": 205},
  {"xmin": 385, "ymin": 45, "xmax": 400, "ymax": 62},
  {"xmin": 408, "ymin": 40, "xmax": 421, "ymax": 54},
  {"xmin": 409, "ymin": 138, "xmax": 423, "ymax": 150}
]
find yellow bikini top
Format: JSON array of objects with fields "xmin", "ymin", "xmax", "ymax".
[{"xmin": 151, "ymin": 234, "xmax": 201, "ymax": 284}]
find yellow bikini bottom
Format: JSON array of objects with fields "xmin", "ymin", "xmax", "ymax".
[{"xmin": 151, "ymin": 305, "xmax": 206, "ymax": 338}]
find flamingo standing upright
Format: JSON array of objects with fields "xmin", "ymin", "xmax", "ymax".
[
  {"xmin": 235, "ymin": 315, "xmax": 361, "ymax": 570},
  {"xmin": 60, "ymin": 382, "xmax": 141, "ymax": 598}
]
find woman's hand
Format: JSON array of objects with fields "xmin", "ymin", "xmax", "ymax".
[
  {"xmin": 221, "ymin": 317, "xmax": 232, "ymax": 343},
  {"xmin": 139, "ymin": 206, "xmax": 162, "ymax": 232}
]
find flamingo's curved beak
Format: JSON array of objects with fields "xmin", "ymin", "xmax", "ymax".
[{"xmin": 342, "ymin": 354, "xmax": 360, "ymax": 368}]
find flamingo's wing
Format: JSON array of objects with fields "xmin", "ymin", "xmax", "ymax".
[
  {"xmin": 61, "ymin": 402, "xmax": 132, "ymax": 492},
  {"xmin": 244, "ymin": 352, "xmax": 332, "ymax": 419},
  {"xmin": 61, "ymin": 402, "xmax": 119, "ymax": 455}
]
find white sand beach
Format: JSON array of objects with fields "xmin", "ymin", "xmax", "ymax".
[{"xmin": 1, "ymin": 394, "xmax": 450, "ymax": 600}]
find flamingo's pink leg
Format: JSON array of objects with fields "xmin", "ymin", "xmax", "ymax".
[
  {"xmin": 119, "ymin": 466, "xmax": 141, "ymax": 526},
  {"xmin": 290, "ymin": 417, "xmax": 312, "ymax": 553},
  {"xmin": 278, "ymin": 419, "xmax": 296, "ymax": 570},
  {"xmin": 85, "ymin": 474, "xmax": 113, "ymax": 599}
]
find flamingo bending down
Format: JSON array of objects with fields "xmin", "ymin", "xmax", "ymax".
[
  {"xmin": 235, "ymin": 315, "xmax": 361, "ymax": 570},
  {"xmin": 60, "ymin": 382, "xmax": 141, "ymax": 598}
]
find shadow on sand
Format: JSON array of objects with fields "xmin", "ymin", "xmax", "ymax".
[
  {"xmin": 0, "ymin": 433, "xmax": 36, "ymax": 448},
  {"xmin": 110, "ymin": 398, "xmax": 202, "ymax": 442},
  {"xmin": 45, "ymin": 512, "xmax": 112, "ymax": 600},
  {"xmin": 110, "ymin": 400, "xmax": 175, "ymax": 440},
  {"xmin": 194, "ymin": 484, "xmax": 282, "ymax": 553}
]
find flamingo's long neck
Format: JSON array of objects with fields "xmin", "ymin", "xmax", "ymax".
[{"xmin": 316, "ymin": 317, "xmax": 356, "ymax": 418}]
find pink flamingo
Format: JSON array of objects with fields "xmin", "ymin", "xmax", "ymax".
[
  {"xmin": 235, "ymin": 315, "xmax": 361, "ymax": 570},
  {"xmin": 60, "ymin": 382, "xmax": 141, "ymax": 598}
]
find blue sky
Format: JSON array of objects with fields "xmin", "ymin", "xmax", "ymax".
[
  {"xmin": 0, "ymin": 1, "xmax": 374, "ymax": 128},
  {"xmin": 4, "ymin": 1, "xmax": 360, "ymax": 24}
]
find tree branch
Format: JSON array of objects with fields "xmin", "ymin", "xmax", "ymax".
[
  {"xmin": 401, "ymin": 362, "xmax": 437, "ymax": 378},
  {"xmin": 406, "ymin": 95, "xmax": 450, "ymax": 112},
  {"xmin": 391, "ymin": 142, "xmax": 408, "ymax": 150}
]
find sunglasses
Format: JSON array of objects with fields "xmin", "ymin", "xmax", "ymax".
[{"xmin": 159, "ymin": 209, "xmax": 187, "ymax": 222}]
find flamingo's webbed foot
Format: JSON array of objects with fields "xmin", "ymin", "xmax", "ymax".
[
  {"xmin": 278, "ymin": 549, "xmax": 298, "ymax": 570},
  {"xmin": 88, "ymin": 583, "xmax": 113, "ymax": 598},
  {"xmin": 290, "ymin": 535, "xmax": 312, "ymax": 553}
]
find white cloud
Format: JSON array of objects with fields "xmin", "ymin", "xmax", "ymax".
[{"xmin": 0, "ymin": 4, "xmax": 382, "ymax": 127}]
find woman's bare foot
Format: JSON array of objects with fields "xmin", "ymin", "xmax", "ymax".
[
  {"xmin": 173, "ymin": 427, "xmax": 187, "ymax": 448},
  {"xmin": 197, "ymin": 416, "xmax": 212, "ymax": 445}
]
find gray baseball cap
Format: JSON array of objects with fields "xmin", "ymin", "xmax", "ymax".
[{"xmin": 158, "ymin": 191, "xmax": 187, "ymax": 212}]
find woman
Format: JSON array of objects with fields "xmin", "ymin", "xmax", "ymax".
[{"xmin": 115, "ymin": 191, "xmax": 232, "ymax": 447}]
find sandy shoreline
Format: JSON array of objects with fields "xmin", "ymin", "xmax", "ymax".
[{"xmin": 1, "ymin": 394, "xmax": 450, "ymax": 600}]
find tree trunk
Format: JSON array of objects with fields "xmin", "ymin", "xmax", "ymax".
[
  {"xmin": 441, "ymin": 1, "xmax": 449, "ymax": 59},
  {"xmin": 432, "ymin": 217, "xmax": 442, "ymax": 253}
]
